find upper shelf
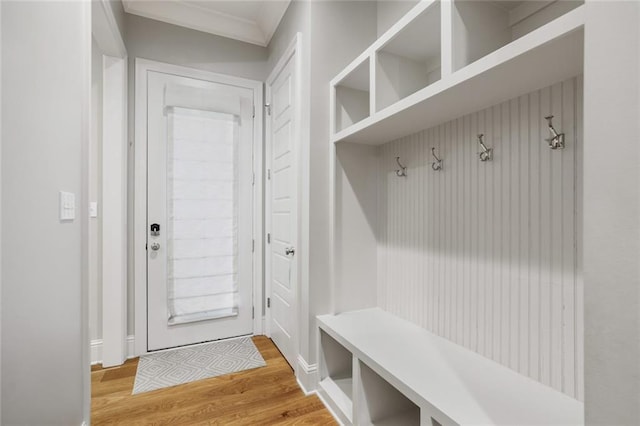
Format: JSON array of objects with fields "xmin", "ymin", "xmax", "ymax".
[{"xmin": 330, "ymin": 0, "xmax": 585, "ymax": 145}]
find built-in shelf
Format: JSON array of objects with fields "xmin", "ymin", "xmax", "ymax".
[
  {"xmin": 453, "ymin": 0, "xmax": 584, "ymax": 71},
  {"xmin": 318, "ymin": 330, "xmax": 354, "ymax": 423},
  {"xmin": 357, "ymin": 361, "xmax": 421, "ymax": 426},
  {"xmin": 329, "ymin": 0, "xmax": 585, "ymax": 145},
  {"xmin": 375, "ymin": 1, "xmax": 441, "ymax": 111},
  {"xmin": 318, "ymin": 309, "xmax": 584, "ymax": 426},
  {"xmin": 335, "ymin": 57, "xmax": 370, "ymax": 133}
]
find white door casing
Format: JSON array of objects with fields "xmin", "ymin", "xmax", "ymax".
[
  {"xmin": 266, "ymin": 38, "xmax": 300, "ymax": 368},
  {"xmin": 134, "ymin": 59, "xmax": 263, "ymax": 355}
]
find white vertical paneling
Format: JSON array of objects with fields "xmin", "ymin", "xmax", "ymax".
[
  {"xmin": 529, "ymin": 88, "xmax": 541, "ymax": 383},
  {"xmin": 561, "ymin": 78, "xmax": 577, "ymax": 398},
  {"xmin": 377, "ymin": 77, "xmax": 582, "ymax": 399},
  {"xmin": 500, "ymin": 99, "xmax": 511, "ymax": 367},
  {"xmin": 538, "ymin": 85, "xmax": 552, "ymax": 387}
]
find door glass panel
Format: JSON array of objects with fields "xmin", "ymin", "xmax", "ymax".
[{"xmin": 166, "ymin": 106, "xmax": 239, "ymax": 325}]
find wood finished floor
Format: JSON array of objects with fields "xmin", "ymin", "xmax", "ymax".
[{"xmin": 91, "ymin": 336, "xmax": 337, "ymax": 425}]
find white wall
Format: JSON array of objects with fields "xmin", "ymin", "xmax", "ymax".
[
  {"xmin": 334, "ymin": 143, "xmax": 379, "ymax": 314},
  {"xmin": 1, "ymin": 1, "xmax": 89, "ymax": 423},
  {"xmin": 583, "ymin": 1, "xmax": 640, "ymax": 424},
  {"xmin": 370, "ymin": 77, "xmax": 583, "ymax": 399}
]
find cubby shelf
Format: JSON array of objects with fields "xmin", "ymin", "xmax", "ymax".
[
  {"xmin": 330, "ymin": 0, "xmax": 585, "ymax": 145},
  {"xmin": 318, "ymin": 309, "xmax": 584, "ymax": 426},
  {"xmin": 318, "ymin": 330, "xmax": 355, "ymax": 424}
]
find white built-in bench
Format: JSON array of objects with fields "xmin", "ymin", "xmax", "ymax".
[{"xmin": 317, "ymin": 308, "xmax": 583, "ymax": 426}]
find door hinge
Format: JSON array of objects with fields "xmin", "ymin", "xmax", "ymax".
[
  {"xmin": 252, "ymin": 105, "xmax": 256, "ymax": 118},
  {"xmin": 267, "ymin": 233, "xmax": 271, "ymax": 244},
  {"xmin": 264, "ymin": 103, "xmax": 271, "ymax": 116},
  {"xmin": 145, "ymin": 243, "xmax": 148, "ymax": 250},
  {"xmin": 252, "ymin": 172, "xmax": 255, "ymax": 185},
  {"xmin": 252, "ymin": 306, "xmax": 255, "ymax": 319},
  {"xmin": 252, "ymin": 239, "xmax": 255, "ymax": 253},
  {"xmin": 267, "ymin": 169, "xmax": 271, "ymax": 180},
  {"xmin": 267, "ymin": 298, "xmax": 271, "ymax": 308}
]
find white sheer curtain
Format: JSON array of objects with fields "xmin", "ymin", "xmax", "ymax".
[{"xmin": 166, "ymin": 106, "xmax": 239, "ymax": 325}]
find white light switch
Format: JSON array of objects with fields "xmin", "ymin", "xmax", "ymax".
[
  {"xmin": 89, "ymin": 202, "xmax": 98, "ymax": 218},
  {"xmin": 59, "ymin": 191, "xmax": 75, "ymax": 221}
]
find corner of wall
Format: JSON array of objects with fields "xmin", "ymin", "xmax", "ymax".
[{"xmin": 295, "ymin": 354, "xmax": 318, "ymax": 395}]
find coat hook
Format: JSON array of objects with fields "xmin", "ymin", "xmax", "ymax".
[
  {"xmin": 395, "ymin": 156, "xmax": 407, "ymax": 177},
  {"xmin": 544, "ymin": 115, "xmax": 565, "ymax": 149},
  {"xmin": 431, "ymin": 147, "xmax": 442, "ymax": 171},
  {"xmin": 477, "ymin": 134, "xmax": 492, "ymax": 162}
]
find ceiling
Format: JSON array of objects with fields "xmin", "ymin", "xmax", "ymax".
[{"xmin": 122, "ymin": 0, "xmax": 292, "ymax": 47}]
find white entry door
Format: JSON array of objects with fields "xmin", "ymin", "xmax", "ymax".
[
  {"xmin": 146, "ymin": 70, "xmax": 255, "ymax": 351},
  {"xmin": 266, "ymin": 48, "xmax": 298, "ymax": 367}
]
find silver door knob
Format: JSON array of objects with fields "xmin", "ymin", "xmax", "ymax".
[
  {"xmin": 285, "ymin": 247, "xmax": 295, "ymax": 256},
  {"xmin": 150, "ymin": 242, "xmax": 160, "ymax": 251}
]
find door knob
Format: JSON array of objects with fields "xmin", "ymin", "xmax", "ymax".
[
  {"xmin": 285, "ymin": 247, "xmax": 295, "ymax": 256},
  {"xmin": 150, "ymin": 242, "xmax": 161, "ymax": 251}
]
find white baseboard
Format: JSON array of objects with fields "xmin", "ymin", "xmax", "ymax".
[
  {"xmin": 295, "ymin": 354, "xmax": 318, "ymax": 395},
  {"xmin": 91, "ymin": 335, "xmax": 136, "ymax": 365}
]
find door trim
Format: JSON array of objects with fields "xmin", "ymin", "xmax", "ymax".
[
  {"xmin": 134, "ymin": 58, "xmax": 264, "ymax": 356},
  {"xmin": 265, "ymin": 33, "xmax": 304, "ymax": 360},
  {"xmin": 92, "ymin": 0, "xmax": 128, "ymax": 368}
]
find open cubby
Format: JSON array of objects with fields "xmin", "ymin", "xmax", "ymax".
[
  {"xmin": 356, "ymin": 361, "xmax": 420, "ymax": 426},
  {"xmin": 335, "ymin": 58, "xmax": 370, "ymax": 133},
  {"xmin": 452, "ymin": 0, "xmax": 584, "ymax": 71},
  {"xmin": 375, "ymin": 1, "xmax": 441, "ymax": 111},
  {"xmin": 318, "ymin": 330, "xmax": 354, "ymax": 421}
]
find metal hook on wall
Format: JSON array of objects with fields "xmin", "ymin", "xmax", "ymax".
[
  {"xmin": 395, "ymin": 157, "xmax": 407, "ymax": 177},
  {"xmin": 544, "ymin": 115, "xmax": 565, "ymax": 149},
  {"xmin": 477, "ymin": 134, "xmax": 493, "ymax": 162},
  {"xmin": 431, "ymin": 147, "xmax": 442, "ymax": 171}
]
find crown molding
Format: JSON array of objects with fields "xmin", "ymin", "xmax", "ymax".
[{"xmin": 123, "ymin": 0, "xmax": 290, "ymax": 47}]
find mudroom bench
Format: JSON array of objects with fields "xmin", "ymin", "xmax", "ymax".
[{"xmin": 317, "ymin": 308, "xmax": 583, "ymax": 426}]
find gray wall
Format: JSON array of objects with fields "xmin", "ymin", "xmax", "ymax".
[
  {"xmin": 1, "ymin": 1, "xmax": 89, "ymax": 424},
  {"xmin": 90, "ymin": 37, "xmax": 103, "ymax": 342},
  {"xmin": 108, "ymin": 0, "xmax": 126, "ymax": 39},
  {"xmin": 125, "ymin": 13, "xmax": 268, "ymax": 81},
  {"xmin": 584, "ymin": 1, "xmax": 640, "ymax": 424},
  {"xmin": 124, "ymin": 13, "xmax": 269, "ymax": 335},
  {"xmin": 376, "ymin": 0, "xmax": 419, "ymax": 36}
]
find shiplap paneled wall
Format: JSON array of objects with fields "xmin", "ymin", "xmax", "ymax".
[{"xmin": 376, "ymin": 77, "xmax": 583, "ymax": 400}]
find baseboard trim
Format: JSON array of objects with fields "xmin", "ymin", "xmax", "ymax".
[
  {"xmin": 295, "ymin": 354, "xmax": 318, "ymax": 395},
  {"xmin": 91, "ymin": 335, "xmax": 136, "ymax": 365}
]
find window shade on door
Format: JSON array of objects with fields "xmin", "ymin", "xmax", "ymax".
[{"xmin": 166, "ymin": 107, "xmax": 239, "ymax": 325}]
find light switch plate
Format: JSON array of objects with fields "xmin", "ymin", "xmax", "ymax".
[
  {"xmin": 59, "ymin": 191, "xmax": 75, "ymax": 221},
  {"xmin": 89, "ymin": 202, "xmax": 98, "ymax": 218}
]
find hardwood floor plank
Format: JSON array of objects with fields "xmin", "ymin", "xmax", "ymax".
[{"xmin": 91, "ymin": 336, "xmax": 336, "ymax": 425}]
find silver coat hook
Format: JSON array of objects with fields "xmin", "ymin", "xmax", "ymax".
[
  {"xmin": 477, "ymin": 134, "xmax": 493, "ymax": 162},
  {"xmin": 431, "ymin": 147, "xmax": 442, "ymax": 171},
  {"xmin": 544, "ymin": 115, "xmax": 565, "ymax": 149},
  {"xmin": 395, "ymin": 156, "xmax": 407, "ymax": 177}
]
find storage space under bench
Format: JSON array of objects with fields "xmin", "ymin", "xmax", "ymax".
[{"xmin": 317, "ymin": 308, "xmax": 583, "ymax": 426}]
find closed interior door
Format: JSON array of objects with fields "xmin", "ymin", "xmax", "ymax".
[
  {"xmin": 267, "ymin": 53, "xmax": 298, "ymax": 367},
  {"xmin": 146, "ymin": 70, "xmax": 254, "ymax": 351}
]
